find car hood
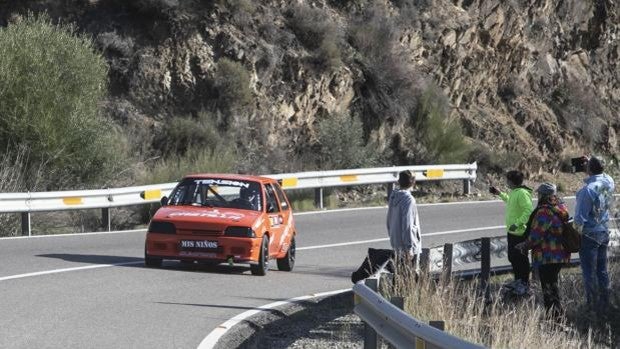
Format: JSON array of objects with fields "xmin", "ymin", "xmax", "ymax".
[{"xmin": 153, "ymin": 206, "xmax": 261, "ymax": 229}]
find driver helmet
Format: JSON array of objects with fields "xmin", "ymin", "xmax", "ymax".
[{"xmin": 239, "ymin": 186, "xmax": 259, "ymax": 208}]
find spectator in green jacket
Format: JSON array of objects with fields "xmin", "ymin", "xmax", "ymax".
[{"xmin": 490, "ymin": 170, "xmax": 534, "ymax": 296}]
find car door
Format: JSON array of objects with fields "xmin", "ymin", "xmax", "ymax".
[
  {"xmin": 273, "ymin": 183, "xmax": 294, "ymax": 252},
  {"xmin": 264, "ymin": 183, "xmax": 284, "ymax": 256}
]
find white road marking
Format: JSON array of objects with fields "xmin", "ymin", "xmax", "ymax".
[
  {"xmin": 297, "ymin": 225, "xmax": 506, "ymax": 251},
  {"xmin": 0, "ymin": 261, "xmax": 143, "ymax": 282},
  {"xmin": 0, "ymin": 228, "xmax": 146, "ymax": 240},
  {"xmin": 196, "ymin": 288, "xmax": 351, "ymax": 349}
]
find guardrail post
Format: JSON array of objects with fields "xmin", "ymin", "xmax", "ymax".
[
  {"xmin": 420, "ymin": 248, "xmax": 430, "ymax": 275},
  {"xmin": 364, "ymin": 278, "xmax": 380, "ymax": 349},
  {"xmin": 102, "ymin": 208, "xmax": 111, "ymax": 232},
  {"xmin": 386, "ymin": 296, "xmax": 405, "ymax": 349},
  {"xmin": 463, "ymin": 179, "xmax": 471, "ymax": 195},
  {"xmin": 387, "ymin": 182, "xmax": 395, "ymax": 201},
  {"xmin": 426, "ymin": 321, "xmax": 446, "ymax": 349},
  {"xmin": 442, "ymin": 243, "xmax": 453, "ymax": 284},
  {"xmin": 480, "ymin": 237, "xmax": 491, "ymax": 300},
  {"xmin": 314, "ymin": 188, "xmax": 324, "ymax": 209},
  {"xmin": 21, "ymin": 212, "xmax": 31, "ymax": 236}
]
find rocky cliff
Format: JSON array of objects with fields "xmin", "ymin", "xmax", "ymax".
[{"xmin": 1, "ymin": 0, "xmax": 618, "ymax": 175}]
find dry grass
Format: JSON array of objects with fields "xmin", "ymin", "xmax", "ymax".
[{"xmin": 384, "ymin": 252, "xmax": 619, "ymax": 348}]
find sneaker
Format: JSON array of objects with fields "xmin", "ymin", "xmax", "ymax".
[
  {"xmin": 502, "ymin": 279, "xmax": 520, "ymax": 290},
  {"xmin": 511, "ymin": 280, "xmax": 529, "ymax": 296}
]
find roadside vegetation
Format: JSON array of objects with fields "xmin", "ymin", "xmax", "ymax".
[{"xmin": 386, "ymin": 250, "xmax": 620, "ymax": 347}]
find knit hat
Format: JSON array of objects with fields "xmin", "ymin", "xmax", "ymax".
[{"xmin": 536, "ymin": 182, "xmax": 557, "ymax": 196}]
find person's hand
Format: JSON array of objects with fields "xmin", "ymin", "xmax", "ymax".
[
  {"xmin": 573, "ymin": 222, "xmax": 584, "ymax": 235},
  {"xmin": 508, "ymin": 224, "xmax": 518, "ymax": 232},
  {"xmin": 489, "ymin": 186, "xmax": 500, "ymax": 195},
  {"xmin": 514, "ymin": 242, "xmax": 528, "ymax": 255}
]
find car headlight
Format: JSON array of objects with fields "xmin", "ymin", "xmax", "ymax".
[
  {"xmin": 148, "ymin": 221, "xmax": 176, "ymax": 234},
  {"xmin": 224, "ymin": 226, "xmax": 255, "ymax": 238}
]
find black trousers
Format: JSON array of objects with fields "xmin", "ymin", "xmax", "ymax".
[
  {"xmin": 539, "ymin": 263, "xmax": 563, "ymax": 318},
  {"xmin": 507, "ymin": 233, "xmax": 530, "ymax": 284}
]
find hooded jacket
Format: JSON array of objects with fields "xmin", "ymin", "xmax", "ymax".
[
  {"xmin": 386, "ymin": 189, "xmax": 422, "ymax": 255},
  {"xmin": 498, "ymin": 186, "xmax": 533, "ymax": 236},
  {"xmin": 575, "ymin": 173, "xmax": 615, "ymax": 233}
]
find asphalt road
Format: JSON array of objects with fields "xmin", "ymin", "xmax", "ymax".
[{"xmin": 0, "ymin": 199, "xmax": 577, "ymax": 348}]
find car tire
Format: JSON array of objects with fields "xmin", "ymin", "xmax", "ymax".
[
  {"xmin": 277, "ymin": 236, "xmax": 296, "ymax": 272},
  {"xmin": 144, "ymin": 245, "xmax": 162, "ymax": 268},
  {"xmin": 250, "ymin": 235, "xmax": 269, "ymax": 276}
]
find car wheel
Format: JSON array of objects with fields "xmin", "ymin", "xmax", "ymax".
[
  {"xmin": 144, "ymin": 244, "xmax": 162, "ymax": 268},
  {"xmin": 277, "ymin": 236, "xmax": 296, "ymax": 272},
  {"xmin": 250, "ymin": 235, "xmax": 269, "ymax": 276}
]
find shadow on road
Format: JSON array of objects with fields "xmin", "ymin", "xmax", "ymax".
[{"xmin": 36, "ymin": 253, "xmax": 253, "ymax": 275}]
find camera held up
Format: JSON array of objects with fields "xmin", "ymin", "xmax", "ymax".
[{"xmin": 571, "ymin": 156, "xmax": 588, "ymax": 173}]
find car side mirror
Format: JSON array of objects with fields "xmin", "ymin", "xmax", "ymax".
[{"xmin": 160, "ymin": 196, "xmax": 169, "ymax": 206}]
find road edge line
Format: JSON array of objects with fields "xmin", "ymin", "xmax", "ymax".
[{"xmin": 197, "ymin": 288, "xmax": 351, "ymax": 349}]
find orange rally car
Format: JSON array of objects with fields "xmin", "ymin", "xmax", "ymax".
[{"xmin": 144, "ymin": 174, "xmax": 296, "ymax": 276}]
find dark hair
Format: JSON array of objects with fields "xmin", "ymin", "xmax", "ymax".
[
  {"xmin": 588, "ymin": 156, "xmax": 604, "ymax": 175},
  {"xmin": 506, "ymin": 170, "xmax": 524, "ymax": 186},
  {"xmin": 398, "ymin": 170, "xmax": 414, "ymax": 188}
]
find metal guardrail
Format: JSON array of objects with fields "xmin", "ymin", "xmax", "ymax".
[
  {"xmin": 354, "ymin": 282, "xmax": 485, "ymax": 349},
  {"xmin": 0, "ymin": 163, "xmax": 477, "ymax": 236}
]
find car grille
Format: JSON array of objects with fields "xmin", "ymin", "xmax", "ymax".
[{"xmin": 180, "ymin": 229, "xmax": 223, "ymax": 236}]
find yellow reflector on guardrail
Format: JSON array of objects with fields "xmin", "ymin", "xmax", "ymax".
[
  {"xmin": 340, "ymin": 175, "xmax": 358, "ymax": 182},
  {"xmin": 63, "ymin": 197, "xmax": 83, "ymax": 205},
  {"xmin": 281, "ymin": 178, "xmax": 298, "ymax": 188},
  {"xmin": 143, "ymin": 189, "xmax": 162, "ymax": 200},
  {"xmin": 423, "ymin": 169, "xmax": 444, "ymax": 178}
]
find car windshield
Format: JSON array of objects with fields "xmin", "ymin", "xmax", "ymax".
[{"xmin": 168, "ymin": 178, "xmax": 262, "ymax": 211}]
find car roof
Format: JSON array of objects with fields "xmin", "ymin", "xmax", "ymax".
[{"xmin": 183, "ymin": 173, "xmax": 276, "ymax": 184}]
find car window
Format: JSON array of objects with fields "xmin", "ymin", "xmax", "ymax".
[
  {"xmin": 274, "ymin": 184, "xmax": 290, "ymax": 211},
  {"xmin": 168, "ymin": 178, "xmax": 262, "ymax": 211},
  {"xmin": 264, "ymin": 184, "xmax": 280, "ymax": 213}
]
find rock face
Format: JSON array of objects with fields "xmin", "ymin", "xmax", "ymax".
[
  {"xmin": 414, "ymin": 0, "xmax": 619, "ymax": 170},
  {"xmin": 1, "ymin": 0, "xmax": 618, "ymax": 172}
]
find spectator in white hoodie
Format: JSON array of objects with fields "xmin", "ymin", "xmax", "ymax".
[{"xmin": 387, "ymin": 170, "xmax": 422, "ymax": 270}]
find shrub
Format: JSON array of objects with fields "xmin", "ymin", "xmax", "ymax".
[
  {"xmin": 0, "ymin": 148, "xmax": 28, "ymax": 236},
  {"xmin": 413, "ymin": 85, "xmax": 470, "ymax": 163},
  {"xmin": 213, "ymin": 58, "xmax": 253, "ymax": 117},
  {"xmin": 155, "ymin": 111, "xmax": 224, "ymax": 156},
  {"xmin": 348, "ymin": 4, "xmax": 420, "ymax": 125},
  {"xmin": 0, "ymin": 14, "xmax": 128, "ymax": 189},
  {"xmin": 286, "ymin": 3, "xmax": 342, "ymax": 70},
  {"xmin": 316, "ymin": 113, "xmax": 378, "ymax": 170}
]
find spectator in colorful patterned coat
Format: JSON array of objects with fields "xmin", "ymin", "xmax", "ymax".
[{"xmin": 516, "ymin": 183, "xmax": 570, "ymax": 319}]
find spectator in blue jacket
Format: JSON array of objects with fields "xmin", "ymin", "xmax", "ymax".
[{"xmin": 574, "ymin": 156, "xmax": 616, "ymax": 308}]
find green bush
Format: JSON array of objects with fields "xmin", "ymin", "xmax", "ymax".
[
  {"xmin": 213, "ymin": 58, "xmax": 253, "ymax": 116},
  {"xmin": 0, "ymin": 14, "xmax": 127, "ymax": 189},
  {"xmin": 316, "ymin": 113, "xmax": 377, "ymax": 169},
  {"xmin": 413, "ymin": 85, "xmax": 469, "ymax": 163},
  {"xmin": 155, "ymin": 111, "xmax": 224, "ymax": 156}
]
